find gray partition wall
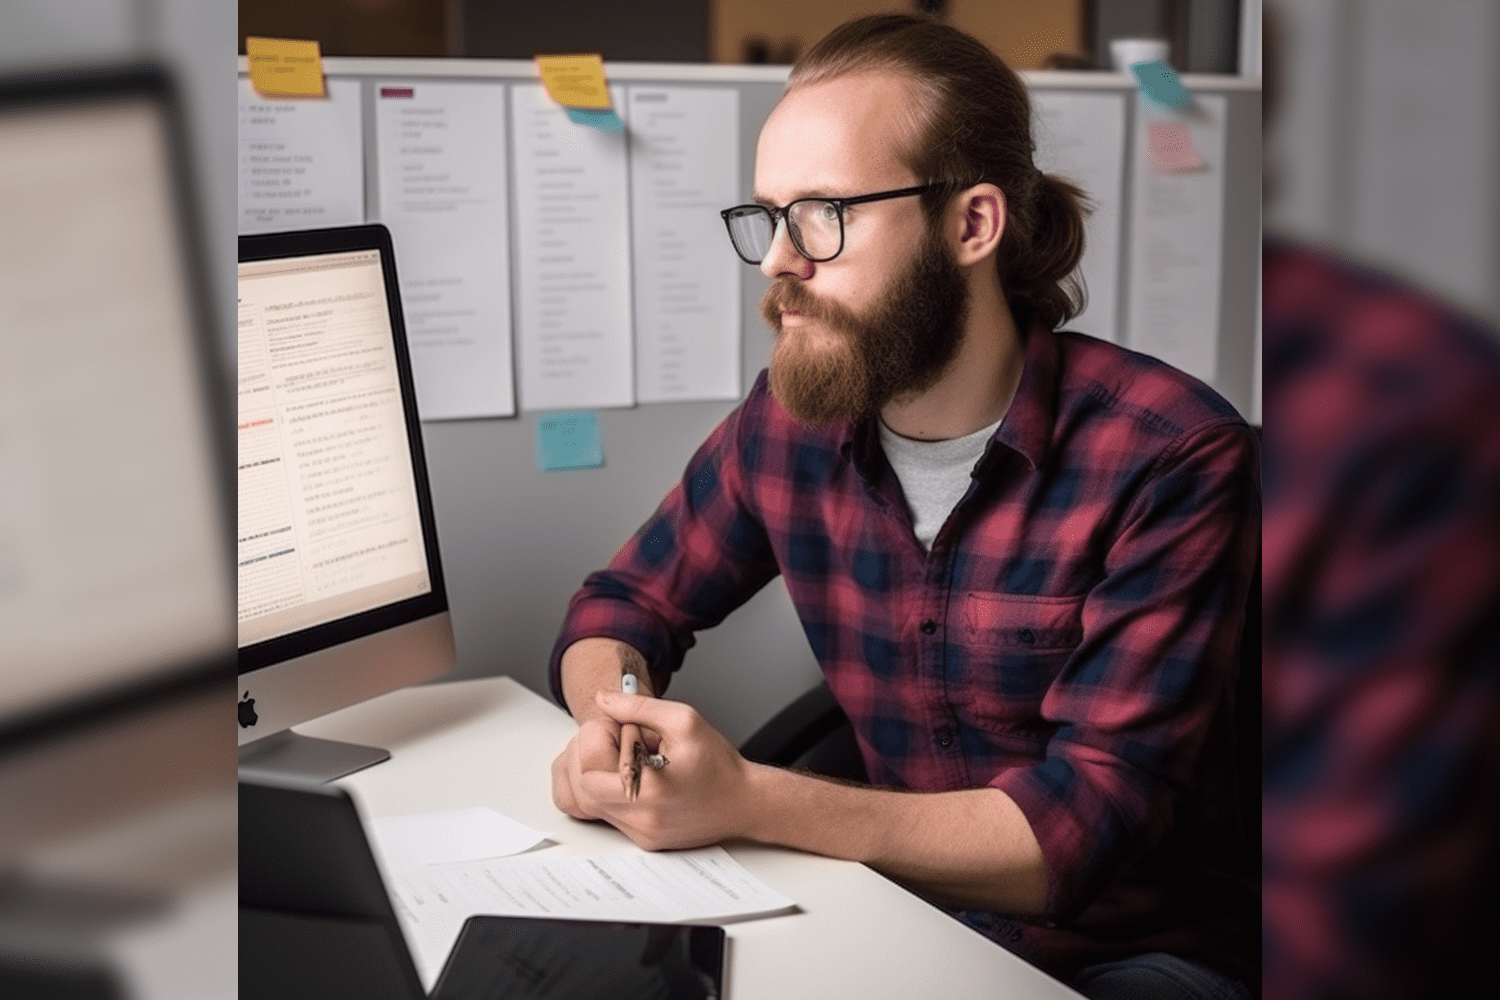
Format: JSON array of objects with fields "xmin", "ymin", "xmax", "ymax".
[{"xmin": 240, "ymin": 58, "xmax": 1260, "ymax": 744}]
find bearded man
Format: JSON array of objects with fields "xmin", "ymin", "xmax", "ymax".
[{"xmin": 548, "ymin": 15, "xmax": 1259, "ymax": 999}]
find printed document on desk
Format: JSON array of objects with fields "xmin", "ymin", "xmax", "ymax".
[
  {"xmin": 389, "ymin": 846, "xmax": 797, "ymax": 990},
  {"xmin": 367, "ymin": 806, "xmax": 551, "ymax": 869}
]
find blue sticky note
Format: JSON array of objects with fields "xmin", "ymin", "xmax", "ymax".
[
  {"xmin": 1130, "ymin": 60, "xmax": 1193, "ymax": 109},
  {"xmin": 565, "ymin": 106, "xmax": 626, "ymax": 132},
  {"xmin": 537, "ymin": 411, "xmax": 604, "ymax": 471}
]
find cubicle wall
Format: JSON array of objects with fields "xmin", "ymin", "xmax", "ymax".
[{"xmin": 237, "ymin": 57, "xmax": 1259, "ymax": 743}]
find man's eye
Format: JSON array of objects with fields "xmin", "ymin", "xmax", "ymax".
[{"xmin": 815, "ymin": 203, "xmax": 840, "ymax": 224}]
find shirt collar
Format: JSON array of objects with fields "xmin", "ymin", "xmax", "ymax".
[{"xmin": 993, "ymin": 322, "xmax": 1056, "ymax": 472}]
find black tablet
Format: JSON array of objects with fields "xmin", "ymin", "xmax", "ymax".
[{"xmin": 432, "ymin": 916, "xmax": 725, "ymax": 1000}]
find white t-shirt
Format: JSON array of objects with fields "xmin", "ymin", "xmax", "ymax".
[{"xmin": 877, "ymin": 416, "xmax": 1003, "ymax": 551}]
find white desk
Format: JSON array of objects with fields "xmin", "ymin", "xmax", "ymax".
[{"xmin": 297, "ymin": 676, "xmax": 1083, "ymax": 999}]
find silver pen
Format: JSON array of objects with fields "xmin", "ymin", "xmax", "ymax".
[{"xmin": 620, "ymin": 667, "xmax": 667, "ymax": 799}]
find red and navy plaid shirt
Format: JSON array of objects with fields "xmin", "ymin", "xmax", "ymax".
[
  {"xmin": 552, "ymin": 324, "xmax": 1260, "ymax": 986},
  {"xmin": 1262, "ymin": 239, "xmax": 1500, "ymax": 999}
]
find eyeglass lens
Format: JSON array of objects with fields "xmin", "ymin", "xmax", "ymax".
[
  {"xmin": 724, "ymin": 207, "xmax": 776, "ymax": 263},
  {"xmin": 724, "ymin": 201, "xmax": 844, "ymax": 264}
]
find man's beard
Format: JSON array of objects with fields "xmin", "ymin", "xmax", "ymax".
[{"xmin": 760, "ymin": 225, "xmax": 969, "ymax": 425}]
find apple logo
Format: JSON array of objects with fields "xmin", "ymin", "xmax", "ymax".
[{"xmin": 239, "ymin": 691, "xmax": 259, "ymax": 728}]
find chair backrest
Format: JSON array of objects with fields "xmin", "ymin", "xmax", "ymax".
[
  {"xmin": 1233, "ymin": 529, "xmax": 1262, "ymax": 883},
  {"xmin": 740, "ymin": 682, "xmax": 867, "ymax": 783}
]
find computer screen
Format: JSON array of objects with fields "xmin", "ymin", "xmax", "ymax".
[
  {"xmin": 0, "ymin": 69, "xmax": 232, "ymax": 739},
  {"xmin": 0, "ymin": 64, "xmax": 235, "ymax": 997},
  {"xmin": 237, "ymin": 225, "xmax": 454, "ymax": 782}
]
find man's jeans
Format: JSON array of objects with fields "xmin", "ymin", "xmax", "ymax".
[{"xmin": 1072, "ymin": 952, "xmax": 1255, "ymax": 1000}]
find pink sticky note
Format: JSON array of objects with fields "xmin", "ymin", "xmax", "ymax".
[{"xmin": 1146, "ymin": 121, "xmax": 1206, "ymax": 172}]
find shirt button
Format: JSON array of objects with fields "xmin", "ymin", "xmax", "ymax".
[
  {"xmin": 920, "ymin": 619, "xmax": 937, "ymax": 635},
  {"xmin": 937, "ymin": 732, "xmax": 954, "ymax": 748},
  {"xmin": 1018, "ymin": 628, "xmax": 1036, "ymax": 645}
]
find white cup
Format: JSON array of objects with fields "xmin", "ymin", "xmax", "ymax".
[{"xmin": 1109, "ymin": 38, "xmax": 1171, "ymax": 72}]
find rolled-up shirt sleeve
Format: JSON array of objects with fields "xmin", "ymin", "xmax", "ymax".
[
  {"xmin": 990, "ymin": 420, "xmax": 1259, "ymax": 919},
  {"xmin": 548, "ymin": 397, "xmax": 781, "ymax": 705}
]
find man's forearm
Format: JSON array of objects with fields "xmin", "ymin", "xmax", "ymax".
[
  {"xmin": 744, "ymin": 763, "xmax": 1049, "ymax": 914},
  {"xmin": 559, "ymin": 637, "xmax": 654, "ymax": 724},
  {"xmin": 567, "ymin": 671, "xmax": 1048, "ymax": 915}
]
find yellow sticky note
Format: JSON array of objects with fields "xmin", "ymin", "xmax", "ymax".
[
  {"xmin": 535, "ymin": 54, "xmax": 612, "ymax": 110},
  {"xmin": 246, "ymin": 37, "xmax": 326, "ymax": 98}
]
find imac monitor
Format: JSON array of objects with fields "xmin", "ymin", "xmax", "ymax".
[
  {"xmin": 237, "ymin": 224, "xmax": 454, "ymax": 782},
  {"xmin": 1, "ymin": 60, "xmax": 235, "ymax": 851},
  {"xmin": 0, "ymin": 64, "xmax": 235, "ymax": 996}
]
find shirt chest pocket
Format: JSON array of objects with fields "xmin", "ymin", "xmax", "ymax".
[
  {"xmin": 964, "ymin": 592, "xmax": 1085, "ymax": 651},
  {"xmin": 958, "ymin": 592, "xmax": 1086, "ymax": 734}
]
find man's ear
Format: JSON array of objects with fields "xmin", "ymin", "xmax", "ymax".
[{"xmin": 949, "ymin": 183, "xmax": 1005, "ymax": 266}]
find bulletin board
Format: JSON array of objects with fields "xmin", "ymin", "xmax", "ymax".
[{"xmin": 237, "ymin": 56, "xmax": 1260, "ymax": 742}]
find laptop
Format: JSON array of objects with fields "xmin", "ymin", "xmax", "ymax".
[{"xmin": 240, "ymin": 775, "xmax": 726, "ymax": 999}]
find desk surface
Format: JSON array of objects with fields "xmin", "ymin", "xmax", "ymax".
[{"xmin": 297, "ymin": 676, "xmax": 1082, "ymax": 999}]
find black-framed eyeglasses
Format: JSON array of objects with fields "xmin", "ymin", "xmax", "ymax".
[{"xmin": 719, "ymin": 182, "xmax": 948, "ymax": 264}]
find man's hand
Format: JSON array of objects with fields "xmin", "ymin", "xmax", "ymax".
[
  {"xmin": 550, "ymin": 697, "xmax": 667, "ymax": 820},
  {"xmin": 551, "ymin": 678, "xmax": 1048, "ymax": 914},
  {"xmin": 552, "ymin": 637, "xmax": 665, "ymax": 819},
  {"xmin": 550, "ymin": 713, "xmax": 626, "ymax": 821},
  {"xmin": 564, "ymin": 690, "xmax": 761, "ymax": 851}
]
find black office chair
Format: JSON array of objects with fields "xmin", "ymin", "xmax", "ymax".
[
  {"xmin": 1232, "ymin": 545, "xmax": 1261, "ymax": 883},
  {"xmin": 739, "ymin": 682, "xmax": 867, "ymax": 783}
]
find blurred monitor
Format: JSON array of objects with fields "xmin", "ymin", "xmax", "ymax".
[
  {"xmin": 0, "ymin": 64, "xmax": 235, "ymax": 998},
  {"xmin": 0, "ymin": 63, "xmax": 232, "ymax": 765},
  {"xmin": 236, "ymin": 224, "xmax": 454, "ymax": 783}
]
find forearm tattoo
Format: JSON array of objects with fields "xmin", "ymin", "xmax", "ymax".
[{"xmin": 616, "ymin": 643, "xmax": 650, "ymax": 695}]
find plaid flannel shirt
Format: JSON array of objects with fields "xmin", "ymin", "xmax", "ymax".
[
  {"xmin": 1262, "ymin": 239, "xmax": 1500, "ymax": 999},
  {"xmin": 551, "ymin": 324, "xmax": 1260, "ymax": 985}
]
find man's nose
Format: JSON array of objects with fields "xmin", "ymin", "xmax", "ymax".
[{"xmin": 759, "ymin": 217, "xmax": 814, "ymax": 281}]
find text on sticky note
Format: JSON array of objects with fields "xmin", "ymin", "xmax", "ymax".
[
  {"xmin": 535, "ymin": 54, "xmax": 613, "ymax": 110},
  {"xmin": 537, "ymin": 411, "xmax": 604, "ymax": 470},
  {"xmin": 1146, "ymin": 121, "xmax": 1206, "ymax": 172},
  {"xmin": 246, "ymin": 37, "xmax": 326, "ymax": 98}
]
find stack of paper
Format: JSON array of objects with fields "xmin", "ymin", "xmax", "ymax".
[
  {"xmin": 367, "ymin": 805, "xmax": 552, "ymax": 869},
  {"xmin": 367, "ymin": 807, "xmax": 796, "ymax": 990}
]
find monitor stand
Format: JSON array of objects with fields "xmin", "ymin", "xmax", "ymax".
[{"xmin": 237, "ymin": 731, "xmax": 390, "ymax": 784}]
